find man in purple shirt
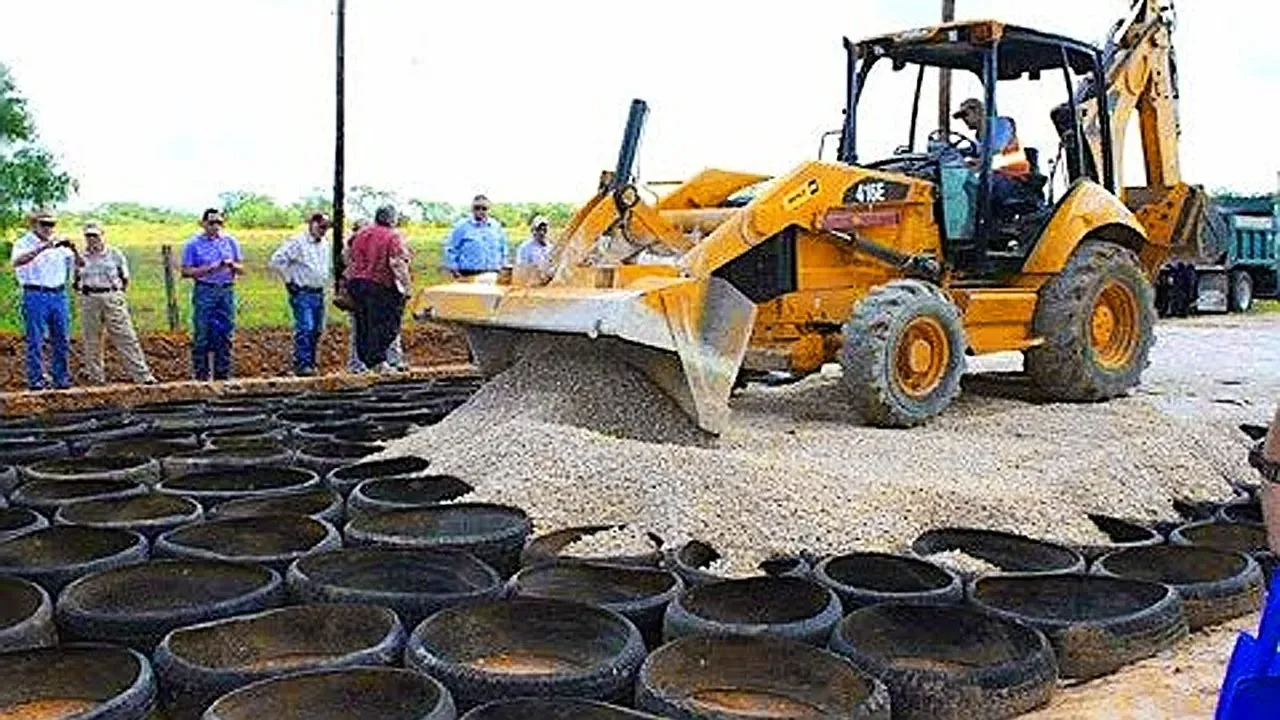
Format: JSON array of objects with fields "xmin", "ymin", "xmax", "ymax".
[{"xmin": 180, "ymin": 208, "xmax": 243, "ymax": 380}]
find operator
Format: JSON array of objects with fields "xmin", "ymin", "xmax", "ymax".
[{"xmin": 952, "ymin": 97, "xmax": 1031, "ymax": 208}]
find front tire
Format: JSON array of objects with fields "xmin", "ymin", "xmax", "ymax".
[
  {"xmin": 1025, "ymin": 241, "xmax": 1155, "ymax": 401},
  {"xmin": 841, "ymin": 280, "xmax": 966, "ymax": 427}
]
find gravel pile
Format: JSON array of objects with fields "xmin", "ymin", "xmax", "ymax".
[
  {"xmin": 383, "ymin": 340, "xmax": 1247, "ymax": 576},
  {"xmin": 924, "ymin": 550, "xmax": 1001, "ymax": 576}
]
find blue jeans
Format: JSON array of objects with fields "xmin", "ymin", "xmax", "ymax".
[
  {"xmin": 21, "ymin": 289, "xmax": 71, "ymax": 390},
  {"xmin": 192, "ymin": 283, "xmax": 235, "ymax": 380},
  {"xmin": 288, "ymin": 286, "xmax": 325, "ymax": 373}
]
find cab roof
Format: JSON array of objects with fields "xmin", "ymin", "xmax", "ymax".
[{"xmin": 854, "ymin": 20, "xmax": 1099, "ymax": 79}]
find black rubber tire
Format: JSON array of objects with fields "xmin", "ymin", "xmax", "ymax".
[
  {"xmin": 201, "ymin": 425, "xmax": 293, "ymax": 452},
  {"xmin": 0, "ymin": 463, "xmax": 18, "ymax": 496},
  {"xmin": 347, "ymin": 475, "xmax": 475, "ymax": 519},
  {"xmin": 1071, "ymin": 513, "xmax": 1163, "ymax": 563},
  {"xmin": 0, "ymin": 439, "xmax": 69, "ymax": 467},
  {"xmin": 150, "ymin": 414, "xmax": 269, "ymax": 435},
  {"xmin": 911, "ymin": 527, "xmax": 1086, "ymax": 577},
  {"xmin": 292, "ymin": 420, "xmax": 372, "ymax": 445},
  {"xmin": 57, "ymin": 418, "xmax": 154, "ymax": 455},
  {"xmin": 332, "ymin": 422, "xmax": 414, "ymax": 444},
  {"xmin": 0, "ymin": 526, "xmax": 149, "ymax": 595},
  {"xmin": 203, "ymin": 666, "xmax": 456, "ymax": 720},
  {"xmin": 154, "ymin": 603, "xmax": 405, "ymax": 720},
  {"xmin": 462, "ymin": 698, "xmax": 660, "ymax": 720},
  {"xmin": 55, "ymin": 494, "xmax": 204, "ymax": 541},
  {"xmin": 1230, "ymin": 270, "xmax": 1253, "ymax": 313},
  {"xmin": 0, "ymin": 644, "xmax": 157, "ymax": 720},
  {"xmin": 156, "ymin": 467, "xmax": 322, "ymax": 511},
  {"xmin": 19, "ymin": 455, "xmax": 162, "ymax": 486},
  {"xmin": 1094, "ymin": 545, "xmax": 1264, "ymax": 630},
  {"xmin": 662, "ymin": 576, "xmax": 844, "ymax": 646},
  {"xmin": 210, "ymin": 487, "xmax": 345, "ymax": 526},
  {"xmin": 1219, "ymin": 500, "xmax": 1264, "ymax": 525},
  {"xmin": 508, "ymin": 562, "xmax": 683, "ymax": 649},
  {"xmin": 326, "ymin": 455, "xmax": 433, "ymax": 497},
  {"xmin": 814, "ymin": 551, "xmax": 963, "ymax": 613},
  {"xmin": 404, "ymin": 597, "xmax": 646, "ymax": 712},
  {"xmin": 287, "ymin": 547, "xmax": 503, "ymax": 630},
  {"xmin": 0, "ymin": 506, "xmax": 49, "ymax": 543},
  {"xmin": 56, "ymin": 559, "xmax": 285, "ymax": 652},
  {"xmin": 295, "ymin": 441, "xmax": 383, "ymax": 477},
  {"xmin": 274, "ymin": 409, "xmax": 352, "ymax": 427},
  {"xmin": 969, "ymin": 573, "xmax": 1188, "ymax": 680},
  {"xmin": 161, "ymin": 447, "xmax": 296, "ymax": 479},
  {"xmin": 10, "ymin": 479, "xmax": 150, "ymax": 515},
  {"xmin": 637, "ymin": 633, "xmax": 889, "ymax": 720},
  {"xmin": 155, "ymin": 515, "xmax": 341, "ymax": 575},
  {"xmin": 344, "ymin": 503, "xmax": 532, "ymax": 577},
  {"xmin": 1168, "ymin": 520, "xmax": 1276, "ymax": 584},
  {"xmin": 0, "ymin": 575, "xmax": 57, "ymax": 652},
  {"xmin": 841, "ymin": 279, "xmax": 966, "ymax": 427},
  {"xmin": 829, "ymin": 603, "xmax": 1056, "ymax": 720},
  {"xmin": 1025, "ymin": 241, "xmax": 1155, "ymax": 401},
  {"xmin": 84, "ymin": 431, "xmax": 202, "ymax": 461}
]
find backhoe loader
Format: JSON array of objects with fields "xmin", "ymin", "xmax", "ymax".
[{"xmin": 414, "ymin": 0, "xmax": 1200, "ymax": 434}]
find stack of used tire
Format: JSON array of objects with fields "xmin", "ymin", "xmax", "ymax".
[
  {"xmin": 0, "ymin": 377, "xmax": 489, "ymax": 719},
  {"xmin": 0, "ymin": 388, "xmax": 1266, "ymax": 719}
]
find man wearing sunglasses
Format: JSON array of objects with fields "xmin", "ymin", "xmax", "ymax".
[
  {"xmin": 268, "ymin": 212, "xmax": 332, "ymax": 376},
  {"xmin": 443, "ymin": 194, "xmax": 508, "ymax": 283},
  {"xmin": 180, "ymin": 208, "xmax": 243, "ymax": 381},
  {"xmin": 9, "ymin": 209, "xmax": 76, "ymax": 390}
]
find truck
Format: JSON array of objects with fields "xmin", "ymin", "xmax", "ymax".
[{"xmin": 1157, "ymin": 187, "xmax": 1280, "ymax": 315}]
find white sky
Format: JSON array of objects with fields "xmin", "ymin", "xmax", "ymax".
[{"xmin": 1, "ymin": 0, "xmax": 1276, "ymax": 212}]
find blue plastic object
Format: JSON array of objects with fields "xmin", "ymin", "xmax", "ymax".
[{"xmin": 1216, "ymin": 574, "xmax": 1280, "ymax": 719}]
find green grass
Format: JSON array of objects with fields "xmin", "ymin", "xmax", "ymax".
[
  {"xmin": 1253, "ymin": 299, "xmax": 1280, "ymax": 314},
  {"xmin": 1, "ymin": 222, "xmax": 450, "ymax": 333}
]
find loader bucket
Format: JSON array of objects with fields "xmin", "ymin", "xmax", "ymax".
[{"xmin": 413, "ymin": 277, "xmax": 757, "ymax": 435}]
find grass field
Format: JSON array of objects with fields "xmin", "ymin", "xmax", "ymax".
[{"xmin": 1, "ymin": 222, "xmax": 453, "ymax": 334}]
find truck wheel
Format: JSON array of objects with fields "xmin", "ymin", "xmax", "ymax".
[
  {"xmin": 841, "ymin": 280, "xmax": 966, "ymax": 427},
  {"xmin": 1230, "ymin": 271, "xmax": 1253, "ymax": 313},
  {"xmin": 1026, "ymin": 241, "xmax": 1154, "ymax": 401}
]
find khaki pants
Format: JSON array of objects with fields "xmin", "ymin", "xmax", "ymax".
[{"xmin": 80, "ymin": 291, "xmax": 153, "ymax": 384}]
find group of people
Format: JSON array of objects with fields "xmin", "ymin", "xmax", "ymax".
[{"xmin": 9, "ymin": 195, "xmax": 555, "ymax": 391}]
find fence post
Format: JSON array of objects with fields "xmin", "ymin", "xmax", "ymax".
[{"xmin": 161, "ymin": 244, "xmax": 180, "ymax": 332}]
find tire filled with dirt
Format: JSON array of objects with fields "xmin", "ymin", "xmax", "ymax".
[
  {"xmin": 202, "ymin": 667, "xmax": 455, "ymax": 720},
  {"xmin": 0, "ymin": 575, "xmax": 56, "ymax": 652},
  {"xmin": 0, "ymin": 645, "xmax": 156, "ymax": 720},
  {"xmin": 0, "ymin": 526, "xmax": 149, "ymax": 595}
]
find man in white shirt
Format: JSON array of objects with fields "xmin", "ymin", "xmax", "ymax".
[
  {"xmin": 9, "ymin": 209, "xmax": 76, "ymax": 390},
  {"xmin": 516, "ymin": 215, "xmax": 553, "ymax": 270},
  {"xmin": 268, "ymin": 212, "xmax": 332, "ymax": 376}
]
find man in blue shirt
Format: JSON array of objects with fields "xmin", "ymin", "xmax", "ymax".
[
  {"xmin": 953, "ymin": 97, "xmax": 1033, "ymax": 213},
  {"xmin": 180, "ymin": 208, "xmax": 243, "ymax": 380},
  {"xmin": 443, "ymin": 194, "xmax": 508, "ymax": 281}
]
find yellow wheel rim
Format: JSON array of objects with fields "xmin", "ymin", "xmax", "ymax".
[
  {"xmin": 1090, "ymin": 281, "xmax": 1139, "ymax": 370},
  {"xmin": 894, "ymin": 316, "xmax": 950, "ymax": 398}
]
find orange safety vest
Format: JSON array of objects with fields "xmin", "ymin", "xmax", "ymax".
[{"xmin": 992, "ymin": 133, "xmax": 1031, "ymax": 178}]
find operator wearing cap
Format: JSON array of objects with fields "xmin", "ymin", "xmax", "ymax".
[
  {"xmin": 9, "ymin": 209, "xmax": 76, "ymax": 390},
  {"xmin": 516, "ymin": 215, "xmax": 553, "ymax": 273},
  {"xmin": 953, "ymin": 97, "xmax": 1031, "ymax": 210},
  {"xmin": 268, "ymin": 212, "xmax": 332, "ymax": 376},
  {"xmin": 74, "ymin": 223, "xmax": 156, "ymax": 385}
]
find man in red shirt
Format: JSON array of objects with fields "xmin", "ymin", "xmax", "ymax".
[{"xmin": 344, "ymin": 205, "xmax": 412, "ymax": 372}]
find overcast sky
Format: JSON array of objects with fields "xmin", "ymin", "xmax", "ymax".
[{"xmin": 1, "ymin": 0, "xmax": 1275, "ymax": 212}]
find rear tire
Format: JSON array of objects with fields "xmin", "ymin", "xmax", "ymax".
[
  {"xmin": 1025, "ymin": 241, "xmax": 1154, "ymax": 401},
  {"xmin": 1230, "ymin": 270, "xmax": 1254, "ymax": 313},
  {"xmin": 841, "ymin": 280, "xmax": 966, "ymax": 427}
]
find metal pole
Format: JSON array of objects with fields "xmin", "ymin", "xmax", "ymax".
[
  {"xmin": 332, "ymin": 0, "xmax": 346, "ymax": 291},
  {"xmin": 938, "ymin": 0, "xmax": 956, "ymax": 133}
]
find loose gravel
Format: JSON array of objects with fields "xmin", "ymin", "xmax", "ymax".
[
  {"xmin": 383, "ymin": 336, "xmax": 1251, "ymax": 576},
  {"xmin": 561, "ymin": 525, "xmax": 657, "ymax": 558},
  {"xmin": 925, "ymin": 550, "xmax": 1001, "ymax": 577}
]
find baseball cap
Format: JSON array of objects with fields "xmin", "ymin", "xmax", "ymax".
[
  {"xmin": 31, "ymin": 209, "xmax": 57, "ymax": 224},
  {"xmin": 953, "ymin": 97, "xmax": 983, "ymax": 119},
  {"xmin": 530, "ymin": 215, "xmax": 550, "ymax": 230},
  {"xmin": 309, "ymin": 212, "xmax": 332, "ymax": 227},
  {"xmin": 83, "ymin": 222, "xmax": 103, "ymax": 236}
]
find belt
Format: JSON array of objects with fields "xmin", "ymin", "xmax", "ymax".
[
  {"xmin": 456, "ymin": 269, "xmax": 497, "ymax": 277},
  {"xmin": 286, "ymin": 283, "xmax": 325, "ymax": 295},
  {"xmin": 196, "ymin": 281, "xmax": 234, "ymax": 288},
  {"xmin": 22, "ymin": 285, "xmax": 64, "ymax": 293},
  {"xmin": 80, "ymin": 286, "xmax": 119, "ymax": 295}
]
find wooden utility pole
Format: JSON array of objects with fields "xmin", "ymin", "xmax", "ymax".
[
  {"xmin": 938, "ymin": 0, "xmax": 956, "ymax": 133},
  {"xmin": 332, "ymin": 0, "xmax": 347, "ymax": 290},
  {"xmin": 160, "ymin": 245, "xmax": 180, "ymax": 332}
]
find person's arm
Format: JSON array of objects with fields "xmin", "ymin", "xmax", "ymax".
[
  {"xmin": 225, "ymin": 237, "xmax": 245, "ymax": 276},
  {"xmin": 497, "ymin": 227, "xmax": 511, "ymax": 268},
  {"xmin": 267, "ymin": 238, "xmax": 294, "ymax": 281},
  {"xmin": 442, "ymin": 224, "xmax": 461, "ymax": 277},
  {"xmin": 1259, "ymin": 405, "xmax": 1280, "ymax": 554},
  {"xmin": 179, "ymin": 241, "xmax": 222, "ymax": 279},
  {"xmin": 114, "ymin": 248, "xmax": 130, "ymax": 291},
  {"xmin": 11, "ymin": 235, "xmax": 49, "ymax": 269}
]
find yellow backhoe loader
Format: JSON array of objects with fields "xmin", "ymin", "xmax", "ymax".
[{"xmin": 414, "ymin": 0, "xmax": 1201, "ymax": 434}]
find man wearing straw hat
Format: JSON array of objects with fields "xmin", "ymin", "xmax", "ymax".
[{"xmin": 9, "ymin": 209, "xmax": 76, "ymax": 389}]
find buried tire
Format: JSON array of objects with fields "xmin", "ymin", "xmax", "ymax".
[
  {"xmin": 841, "ymin": 280, "xmax": 966, "ymax": 428},
  {"xmin": 1094, "ymin": 545, "xmax": 1264, "ymax": 630},
  {"xmin": 1025, "ymin": 241, "xmax": 1155, "ymax": 401}
]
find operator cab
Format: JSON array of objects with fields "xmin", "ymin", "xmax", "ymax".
[{"xmin": 839, "ymin": 21, "xmax": 1115, "ymax": 278}]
